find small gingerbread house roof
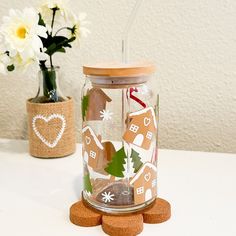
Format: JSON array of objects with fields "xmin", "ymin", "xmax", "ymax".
[
  {"xmin": 130, "ymin": 162, "xmax": 157, "ymax": 185},
  {"xmin": 88, "ymin": 88, "xmax": 112, "ymax": 102},
  {"xmin": 82, "ymin": 126, "xmax": 104, "ymax": 150},
  {"xmin": 129, "ymin": 107, "xmax": 157, "ymax": 129}
]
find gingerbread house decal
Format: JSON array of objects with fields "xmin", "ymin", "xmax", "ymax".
[
  {"xmin": 82, "ymin": 126, "xmax": 104, "ymax": 169},
  {"xmin": 130, "ymin": 162, "xmax": 157, "ymax": 205},
  {"xmin": 123, "ymin": 107, "xmax": 157, "ymax": 150},
  {"xmin": 86, "ymin": 88, "xmax": 112, "ymax": 120}
]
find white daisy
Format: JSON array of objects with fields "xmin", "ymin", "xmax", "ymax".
[
  {"xmin": 101, "ymin": 192, "xmax": 115, "ymax": 203},
  {"xmin": 70, "ymin": 13, "xmax": 90, "ymax": 44},
  {"xmin": 100, "ymin": 109, "xmax": 113, "ymax": 121},
  {"xmin": 0, "ymin": 8, "xmax": 47, "ymax": 70},
  {"xmin": 39, "ymin": 0, "xmax": 72, "ymax": 26}
]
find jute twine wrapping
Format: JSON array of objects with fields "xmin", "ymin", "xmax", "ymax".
[{"xmin": 27, "ymin": 97, "xmax": 76, "ymax": 158}]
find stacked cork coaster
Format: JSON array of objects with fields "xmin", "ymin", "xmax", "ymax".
[{"xmin": 70, "ymin": 198, "xmax": 171, "ymax": 235}]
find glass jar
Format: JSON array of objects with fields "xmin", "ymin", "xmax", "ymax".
[
  {"xmin": 32, "ymin": 66, "xmax": 67, "ymax": 103},
  {"xmin": 81, "ymin": 63, "xmax": 158, "ymax": 214}
]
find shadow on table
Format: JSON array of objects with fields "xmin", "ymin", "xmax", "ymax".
[{"xmin": 0, "ymin": 139, "xmax": 28, "ymax": 154}]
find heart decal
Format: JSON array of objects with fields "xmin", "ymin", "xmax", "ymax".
[
  {"xmin": 144, "ymin": 117, "xmax": 151, "ymax": 127},
  {"xmin": 144, "ymin": 172, "xmax": 151, "ymax": 182},
  {"xmin": 32, "ymin": 114, "xmax": 66, "ymax": 148},
  {"xmin": 85, "ymin": 136, "xmax": 91, "ymax": 145}
]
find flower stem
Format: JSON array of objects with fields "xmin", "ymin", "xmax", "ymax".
[
  {"xmin": 42, "ymin": 67, "xmax": 58, "ymax": 103},
  {"xmin": 50, "ymin": 55, "xmax": 53, "ymax": 68},
  {"xmin": 50, "ymin": 8, "xmax": 57, "ymax": 36},
  {"xmin": 55, "ymin": 27, "xmax": 72, "ymax": 36},
  {"xmin": 49, "ymin": 8, "xmax": 58, "ymax": 68}
]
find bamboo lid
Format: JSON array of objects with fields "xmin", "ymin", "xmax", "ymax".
[{"xmin": 83, "ymin": 63, "xmax": 156, "ymax": 77}]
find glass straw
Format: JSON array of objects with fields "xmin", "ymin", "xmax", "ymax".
[
  {"xmin": 122, "ymin": 0, "xmax": 144, "ymax": 63},
  {"xmin": 121, "ymin": 0, "xmax": 144, "ymax": 192}
]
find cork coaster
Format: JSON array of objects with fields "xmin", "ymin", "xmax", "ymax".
[
  {"xmin": 69, "ymin": 197, "xmax": 171, "ymax": 234},
  {"xmin": 102, "ymin": 214, "xmax": 143, "ymax": 236},
  {"xmin": 143, "ymin": 198, "xmax": 171, "ymax": 224},
  {"xmin": 70, "ymin": 201, "xmax": 102, "ymax": 227}
]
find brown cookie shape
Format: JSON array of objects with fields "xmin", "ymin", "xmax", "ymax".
[
  {"xmin": 102, "ymin": 214, "xmax": 143, "ymax": 236},
  {"xmin": 70, "ymin": 201, "xmax": 102, "ymax": 227},
  {"xmin": 142, "ymin": 198, "xmax": 171, "ymax": 224}
]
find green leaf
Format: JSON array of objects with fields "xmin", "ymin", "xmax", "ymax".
[
  {"xmin": 82, "ymin": 95, "xmax": 89, "ymax": 121},
  {"xmin": 45, "ymin": 36, "xmax": 73, "ymax": 56},
  {"xmin": 68, "ymin": 36, "xmax": 76, "ymax": 43},
  {"xmin": 45, "ymin": 43, "xmax": 57, "ymax": 55},
  {"xmin": 56, "ymin": 48, "xmax": 66, "ymax": 53},
  {"xmin": 38, "ymin": 13, "xmax": 46, "ymax": 27},
  {"xmin": 7, "ymin": 64, "xmax": 15, "ymax": 72},
  {"xmin": 130, "ymin": 149, "xmax": 143, "ymax": 173},
  {"xmin": 53, "ymin": 36, "xmax": 68, "ymax": 44},
  {"xmin": 83, "ymin": 173, "xmax": 93, "ymax": 194},
  {"xmin": 41, "ymin": 34, "xmax": 53, "ymax": 49},
  {"xmin": 64, "ymin": 44, "xmax": 72, "ymax": 48},
  {"xmin": 105, "ymin": 147, "xmax": 127, "ymax": 177}
]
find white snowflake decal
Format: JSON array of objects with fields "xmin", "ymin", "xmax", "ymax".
[
  {"xmin": 100, "ymin": 109, "xmax": 113, "ymax": 121},
  {"xmin": 101, "ymin": 191, "xmax": 115, "ymax": 203}
]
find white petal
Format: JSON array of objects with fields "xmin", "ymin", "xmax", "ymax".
[
  {"xmin": 80, "ymin": 27, "xmax": 91, "ymax": 37},
  {"xmin": 20, "ymin": 48, "xmax": 34, "ymax": 61},
  {"xmin": 2, "ymin": 16, "xmax": 10, "ymax": 24},
  {"xmin": 79, "ymin": 12, "xmax": 87, "ymax": 21},
  {"xmin": 9, "ymin": 9, "xmax": 17, "ymax": 17},
  {"xmin": 37, "ymin": 52, "xmax": 48, "ymax": 61},
  {"xmin": 9, "ymin": 49, "xmax": 17, "ymax": 57},
  {"xmin": 1, "ymin": 54, "xmax": 11, "ymax": 64},
  {"xmin": 32, "ymin": 36, "xmax": 43, "ymax": 52},
  {"xmin": 0, "ymin": 62, "xmax": 6, "ymax": 75},
  {"xmin": 37, "ymin": 25, "xmax": 48, "ymax": 38}
]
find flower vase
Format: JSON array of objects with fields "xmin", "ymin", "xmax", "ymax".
[{"xmin": 27, "ymin": 66, "xmax": 76, "ymax": 158}]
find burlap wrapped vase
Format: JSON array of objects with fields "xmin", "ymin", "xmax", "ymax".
[{"xmin": 27, "ymin": 97, "xmax": 76, "ymax": 158}]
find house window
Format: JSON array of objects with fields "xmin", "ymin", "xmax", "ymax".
[
  {"xmin": 152, "ymin": 179, "xmax": 156, "ymax": 188},
  {"xmin": 137, "ymin": 187, "xmax": 144, "ymax": 195},
  {"xmin": 130, "ymin": 124, "xmax": 139, "ymax": 133},
  {"xmin": 90, "ymin": 151, "xmax": 96, "ymax": 159},
  {"xmin": 146, "ymin": 131, "xmax": 153, "ymax": 140}
]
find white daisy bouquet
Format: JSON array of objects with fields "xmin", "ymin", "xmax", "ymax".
[{"xmin": 0, "ymin": 0, "xmax": 89, "ymax": 102}]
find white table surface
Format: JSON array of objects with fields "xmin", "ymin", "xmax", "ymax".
[{"xmin": 0, "ymin": 139, "xmax": 236, "ymax": 236}]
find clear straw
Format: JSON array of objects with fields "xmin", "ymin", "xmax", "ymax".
[
  {"xmin": 122, "ymin": 0, "xmax": 144, "ymax": 63},
  {"xmin": 122, "ymin": 0, "xmax": 144, "ymax": 192}
]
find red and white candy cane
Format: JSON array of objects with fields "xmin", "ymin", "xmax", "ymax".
[{"xmin": 128, "ymin": 88, "xmax": 147, "ymax": 108}]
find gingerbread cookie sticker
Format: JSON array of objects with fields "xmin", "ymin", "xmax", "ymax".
[
  {"xmin": 130, "ymin": 162, "xmax": 157, "ymax": 205},
  {"xmin": 86, "ymin": 88, "xmax": 112, "ymax": 121},
  {"xmin": 123, "ymin": 107, "xmax": 157, "ymax": 150},
  {"xmin": 82, "ymin": 126, "xmax": 104, "ymax": 169}
]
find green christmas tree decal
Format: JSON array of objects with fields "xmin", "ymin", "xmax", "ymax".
[
  {"xmin": 130, "ymin": 149, "xmax": 143, "ymax": 173},
  {"xmin": 105, "ymin": 147, "xmax": 127, "ymax": 177},
  {"xmin": 82, "ymin": 95, "xmax": 89, "ymax": 121},
  {"xmin": 83, "ymin": 173, "xmax": 93, "ymax": 194}
]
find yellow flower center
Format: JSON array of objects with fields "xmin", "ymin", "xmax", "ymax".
[{"xmin": 16, "ymin": 27, "xmax": 27, "ymax": 39}]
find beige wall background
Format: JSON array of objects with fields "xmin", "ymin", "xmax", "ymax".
[{"xmin": 0, "ymin": 0, "xmax": 235, "ymax": 153}]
